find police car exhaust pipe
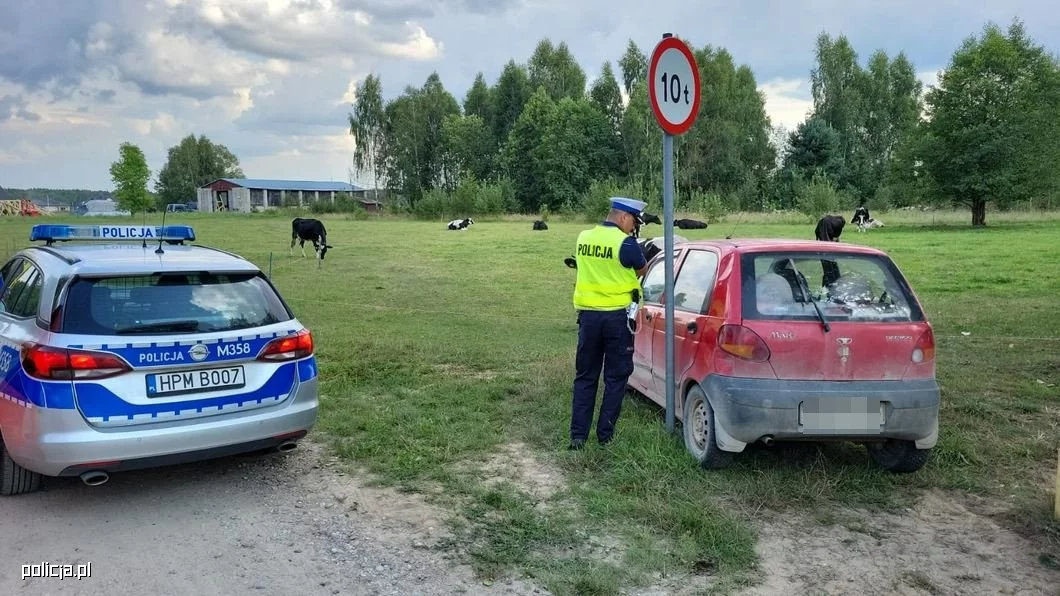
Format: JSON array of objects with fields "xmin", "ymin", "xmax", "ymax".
[
  {"xmin": 80, "ymin": 470, "xmax": 109, "ymax": 486},
  {"xmin": 277, "ymin": 440, "xmax": 298, "ymax": 452},
  {"xmin": 761, "ymin": 436, "xmax": 775, "ymax": 447}
]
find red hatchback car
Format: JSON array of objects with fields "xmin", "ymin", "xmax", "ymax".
[{"xmin": 626, "ymin": 239, "xmax": 940, "ymax": 473}]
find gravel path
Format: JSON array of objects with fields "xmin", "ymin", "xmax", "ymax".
[{"xmin": 0, "ymin": 440, "xmax": 546, "ymax": 596}]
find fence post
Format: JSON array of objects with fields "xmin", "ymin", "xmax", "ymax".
[{"xmin": 1054, "ymin": 447, "xmax": 1059, "ymax": 520}]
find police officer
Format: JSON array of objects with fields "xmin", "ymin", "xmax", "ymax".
[{"xmin": 569, "ymin": 197, "xmax": 648, "ymax": 450}]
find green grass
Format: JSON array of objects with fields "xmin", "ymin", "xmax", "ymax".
[{"xmin": 2, "ymin": 209, "xmax": 1058, "ymax": 594}]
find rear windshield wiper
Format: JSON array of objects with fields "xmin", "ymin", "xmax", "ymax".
[
  {"xmin": 114, "ymin": 320, "xmax": 201, "ymax": 334},
  {"xmin": 786, "ymin": 259, "xmax": 830, "ymax": 333}
]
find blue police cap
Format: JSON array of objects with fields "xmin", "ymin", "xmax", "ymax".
[{"xmin": 609, "ymin": 197, "xmax": 647, "ymax": 218}]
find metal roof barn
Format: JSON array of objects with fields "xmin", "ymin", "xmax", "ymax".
[{"xmin": 197, "ymin": 178, "xmax": 368, "ymax": 213}]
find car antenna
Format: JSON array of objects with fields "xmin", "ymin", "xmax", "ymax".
[{"xmin": 155, "ymin": 204, "xmax": 172, "ymax": 255}]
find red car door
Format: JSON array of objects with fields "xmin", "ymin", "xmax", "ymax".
[
  {"xmin": 650, "ymin": 249, "xmax": 721, "ymax": 399},
  {"xmin": 630, "ymin": 259, "xmax": 666, "ymax": 398}
]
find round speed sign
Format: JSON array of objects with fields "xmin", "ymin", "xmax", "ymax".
[{"xmin": 648, "ymin": 36, "xmax": 701, "ymax": 136}]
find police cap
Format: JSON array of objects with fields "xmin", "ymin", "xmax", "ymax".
[{"xmin": 609, "ymin": 197, "xmax": 647, "ymax": 221}]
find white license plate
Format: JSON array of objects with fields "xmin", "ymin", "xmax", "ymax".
[
  {"xmin": 799, "ymin": 397, "xmax": 883, "ymax": 434},
  {"xmin": 147, "ymin": 366, "xmax": 246, "ymax": 397}
]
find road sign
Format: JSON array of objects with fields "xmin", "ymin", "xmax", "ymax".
[
  {"xmin": 648, "ymin": 34, "xmax": 700, "ymax": 434},
  {"xmin": 648, "ymin": 35, "xmax": 701, "ymax": 136}
]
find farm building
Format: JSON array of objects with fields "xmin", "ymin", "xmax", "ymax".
[{"xmin": 197, "ymin": 178, "xmax": 373, "ymax": 213}]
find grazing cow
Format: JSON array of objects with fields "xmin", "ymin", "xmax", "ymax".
[
  {"xmin": 532, "ymin": 220, "xmax": 549, "ymax": 231},
  {"xmin": 448, "ymin": 217, "xmax": 474, "ymax": 230},
  {"xmin": 814, "ymin": 215, "xmax": 845, "ymax": 242},
  {"xmin": 851, "ymin": 205, "xmax": 872, "ymax": 232},
  {"xmin": 675, "ymin": 218, "xmax": 708, "ymax": 230},
  {"xmin": 640, "ymin": 212, "xmax": 662, "ymax": 225},
  {"xmin": 290, "ymin": 218, "xmax": 333, "ymax": 268}
]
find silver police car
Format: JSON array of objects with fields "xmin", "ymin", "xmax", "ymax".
[{"xmin": 0, "ymin": 224, "xmax": 318, "ymax": 495}]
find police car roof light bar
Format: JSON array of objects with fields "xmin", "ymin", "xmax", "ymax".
[{"xmin": 29, "ymin": 224, "xmax": 197, "ymax": 246}]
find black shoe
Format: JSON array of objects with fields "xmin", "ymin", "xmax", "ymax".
[
  {"xmin": 568, "ymin": 439, "xmax": 586, "ymax": 450},
  {"xmin": 598, "ymin": 437, "xmax": 613, "ymax": 446}
]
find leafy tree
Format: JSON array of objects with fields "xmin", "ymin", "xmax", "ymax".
[
  {"xmin": 379, "ymin": 73, "xmax": 461, "ymax": 203},
  {"xmin": 589, "ymin": 62, "xmax": 624, "ymax": 131},
  {"xmin": 348, "ymin": 74, "xmax": 388, "ymax": 190},
  {"xmin": 536, "ymin": 97, "xmax": 623, "ymax": 210},
  {"xmin": 442, "ymin": 114, "xmax": 495, "ymax": 182},
  {"xmin": 618, "ymin": 39, "xmax": 648, "ymax": 95},
  {"xmin": 109, "ymin": 142, "xmax": 152, "ymax": 215},
  {"xmin": 923, "ymin": 19, "xmax": 1060, "ymax": 225},
  {"xmin": 155, "ymin": 135, "xmax": 243, "ymax": 207},
  {"xmin": 810, "ymin": 33, "xmax": 923, "ymax": 201},
  {"xmin": 490, "ymin": 61, "xmax": 531, "ymax": 149},
  {"xmin": 528, "ymin": 39, "xmax": 586, "ymax": 101},
  {"xmin": 620, "ymin": 79, "xmax": 662, "ymax": 189},
  {"xmin": 503, "ymin": 87, "xmax": 556, "ymax": 212},
  {"xmin": 677, "ymin": 47, "xmax": 775, "ymax": 200},
  {"xmin": 463, "ymin": 72, "xmax": 494, "ymax": 131},
  {"xmin": 784, "ymin": 117, "xmax": 843, "ymax": 178}
]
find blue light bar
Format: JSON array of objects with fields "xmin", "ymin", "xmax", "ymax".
[{"xmin": 29, "ymin": 224, "xmax": 196, "ymax": 243}]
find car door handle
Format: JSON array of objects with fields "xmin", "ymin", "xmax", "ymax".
[
  {"xmin": 687, "ymin": 322, "xmax": 698, "ymax": 334},
  {"xmin": 644, "ymin": 312, "xmax": 653, "ymax": 321}
]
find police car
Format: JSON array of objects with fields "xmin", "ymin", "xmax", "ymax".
[{"xmin": 0, "ymin": 224, "xmax": 318, "ymax": 495}]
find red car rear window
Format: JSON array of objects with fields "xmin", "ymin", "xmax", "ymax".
[{"xmin": 740, "ymin": 252, "xmax": 924, "ymax": 322}]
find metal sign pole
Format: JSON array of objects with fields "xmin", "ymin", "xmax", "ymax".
[
  {"xmin": 663, "ymin": 130, "xmax": 676, "ymax": 433},
  {"xmin": 648, "ymin": 31, "xmax": 700, "ymax": 435}
]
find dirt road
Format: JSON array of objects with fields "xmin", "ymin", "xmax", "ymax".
[
  {"xmin": 4, "ymin": 438, "xmax": 1056, "ymax": 596},
  {"xmin": 0, "ymin": 441, "xmax": 544, "ymax": 596}
]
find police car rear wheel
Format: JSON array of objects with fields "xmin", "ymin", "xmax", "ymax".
[{"xmin": 1, "ymin": 436, "xmax": 41, "ymax": 496}]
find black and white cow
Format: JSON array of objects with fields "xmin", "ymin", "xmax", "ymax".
[
  {"xmin": 448, "ymin": 217, "xmax": 474, "ymax": 231},
  {"xmin": 851, "ymin": 205, "xmax": 874, "ymax": 232},
  {"xmin": 675, "ymin": 218, "xmax": 708, "ymax": 230},
  {"xmin": 814, "ymin": 215, "xmax": 845, "ymax": 242},
  {"xmin": 532, "ymin": 220, "xmax": 549, "ymax": 231},
  {"xmin": 290, "ymin": 218, "xmax": 333, "ymax": 268}
]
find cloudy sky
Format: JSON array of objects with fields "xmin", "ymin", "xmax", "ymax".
[{"xmin": 1, "ymin": 0, "xmax": 1057, "ymax": 191}]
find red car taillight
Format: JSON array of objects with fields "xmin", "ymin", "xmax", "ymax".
[
  {"xmin": 718, "ymin": 324, "xmax": 770, "ymax": 362},
  {"xmin": 257, "ymin": 329, "xmax": 314, "ymax": 361},
  {"xmin": 21, "ymin": 343, "xmax": 131, "ymax": 380},
  {"xmin": 911, "ymin": 327, "xmax": 935, "ymax": 363}
]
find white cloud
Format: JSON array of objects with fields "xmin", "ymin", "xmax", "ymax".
[
  {"xmin": 917, "ymin": 68, "xmax": 944, "ymax": 92},
  {"xmin": 758, "ymin": 78, "xmax": 814, "ymax": 131},
  {"xmin": 175, "ymin": 0, "xmax": 443, "ymax": 62}
]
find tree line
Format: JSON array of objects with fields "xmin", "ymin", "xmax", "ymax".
[{"xmin": 349, "ymin": 19, "xmax": 1060, "ymax": 226}]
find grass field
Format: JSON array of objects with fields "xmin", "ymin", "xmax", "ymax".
[{"xmin": 2, "ymin": 209, "xmax": 1058, "ymax": 594}]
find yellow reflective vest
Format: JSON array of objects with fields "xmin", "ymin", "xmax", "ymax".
[{"xmin": 573, "ymin": 224, "xmax": 642, "ymax": 311}]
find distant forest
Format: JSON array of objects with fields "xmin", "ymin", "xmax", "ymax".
[{"xmin": 0, "ymin": 186, "xmax": 114, "ymax": 205}]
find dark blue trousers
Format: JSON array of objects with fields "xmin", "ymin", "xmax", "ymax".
[{"xmin": 571, "ymin": 309, "xmax": 634, "ymax": 443}]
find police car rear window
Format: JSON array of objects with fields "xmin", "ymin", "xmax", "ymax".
[{"xmin": 59, "ymin": 272, "xmax": 293, "ymax": 335}]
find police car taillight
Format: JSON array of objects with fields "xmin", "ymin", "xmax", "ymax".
[
  {"xmin": 21, "ymin": 343, "xmax": 132, "ymax": 380},
  {"xmin": 257, "ymin": 330, "xmax": 314, "ymax": 361}
]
